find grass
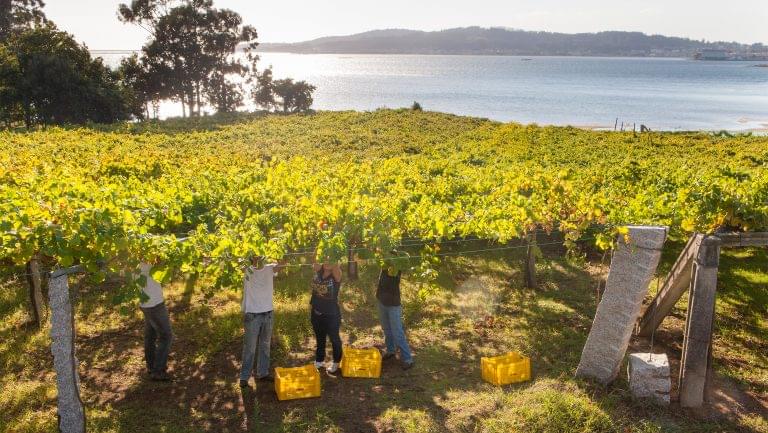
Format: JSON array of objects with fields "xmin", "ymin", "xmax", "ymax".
[{"xmin": 0, "ymin": 239, "xmax": 766, "ymax": 433}]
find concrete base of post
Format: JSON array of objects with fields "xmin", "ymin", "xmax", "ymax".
[{"xmin": 628, "ymin": 353, "xmax": 671, "ymax": 406}]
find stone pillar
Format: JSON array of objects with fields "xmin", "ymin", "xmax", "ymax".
[
  {"xmin": 576, "ymin": 226, "xmax": 667, "ymax": 385},
  {"xmin": 679, "ymin": 236, "xmax": 720, "ymax": 408},
  {"xmin": 627, "ymin": 353, "xmax": 671, "ymax": 405},
  {"xmin": 48, "ymin": 271, "xmax": 86, "ymax": 433}
]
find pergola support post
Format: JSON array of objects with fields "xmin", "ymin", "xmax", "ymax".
[
  {"xmin": 48, "ymin": 267, "xmax": 86, "ymax": 433},
  {"xmin": 576, "ymin": 226, "xmax": 667, "ymax": 384},
  {"xmin": 26, "ymin": 253, "xmax": 46, "ymax": 328},
  {"xmin": 524, "ymin": 231, "xmax": 537, "ymax": 289},
  {"xmin": 679, "ymin": 236, "xmax": 720, "ymax": 408}
]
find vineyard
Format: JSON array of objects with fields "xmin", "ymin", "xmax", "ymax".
[
  {"xmin": 2, "ymin": 110, "xmax": 768, "ymax": 286},
  {"xmin": 1, "ymin": 110, "xmax": 767, "ymax": 432}
]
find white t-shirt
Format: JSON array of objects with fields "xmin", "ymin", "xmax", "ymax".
[
  {"xmin": 139, "ymin": 263, "xmax": 164, "ymax": 308},
  {"xmin": 242, "ymin": 264, "xmax": 276, "ymax": 314}
]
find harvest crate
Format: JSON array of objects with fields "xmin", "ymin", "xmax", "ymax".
[
  {"xmin": 341, "ymin": 347, "xmax": 382, "ymax": 378},
  {"xmin": 274, "ymin": 365, "xmax": 321, "ymax": 401},
  {"xmin": 481, "ymin": 352, "xmax": 531, "ymax": 386}
]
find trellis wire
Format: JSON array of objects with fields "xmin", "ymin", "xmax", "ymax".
[
  {"xmin": 0, "ymin": 237, "xmax": 592, "ymax": 278},
  {"xmin": 278, "ymin": 238, "xmax": 592, "ymax": 269}
]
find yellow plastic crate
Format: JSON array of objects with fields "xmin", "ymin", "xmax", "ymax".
[
  {"xmin": 341, "ymin": 347, "xmax": 382, "ymax": 378},
  {"xmin": 274, "ymin": 365, "xmax": 321, "ymax": 401},
  {"xmin": 481, "ymin": 352, "xmax": 531, "ymax": 386}
]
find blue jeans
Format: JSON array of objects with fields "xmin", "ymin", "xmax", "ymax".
[
  {"xmin": 378, "ymin": 302, "xmax": 412, "ymax": 363},
  {"xmin": 240, "ymin": 311, "xmax": 273, "ymax": 380},
  {"xmin": 141, "ymin": 302, "xmax": 173, "ymax": 374}
]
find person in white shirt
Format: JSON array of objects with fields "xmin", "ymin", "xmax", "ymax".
[
  {"xmin": 139, "ymin": 262, "xmax": 173, "ymax": 381},
  {"xmin": 239, "ymin": 256, "xmax": 280, "ymax": 388}
]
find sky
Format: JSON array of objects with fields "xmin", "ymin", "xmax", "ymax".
[{"xmin": 45, "ymin": 0, "xmax": 768, "ymax": 50}]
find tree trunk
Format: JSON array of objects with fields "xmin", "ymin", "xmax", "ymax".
[
  {"xmin": 24, "ymin": 104, "xmax": 32, "ymax": 129},
  {"xmin": 195, "ymin": 83, "xmax": 201, "ymax": 117},
  {"xmin": 48, "ymin": 271, "xmax": 86, "ymax": 433},
  {"xmin": 25, "ymin": 254, "xmax": 45, "ymax": 328},
  {"xmin": 181, "ymin": 95, "xmax": 187, "ymax": 118}
]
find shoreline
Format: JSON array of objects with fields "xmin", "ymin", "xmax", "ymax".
[{"xmin": 122, "ymin": 108, "xmax": 768, "ymax": 135}]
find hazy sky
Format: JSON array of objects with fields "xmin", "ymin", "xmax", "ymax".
[{"xmin": 46, "ymin": 0, "xmax": 768, "ymax": 49}]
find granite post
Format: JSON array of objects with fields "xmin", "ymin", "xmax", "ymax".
[
  {"xmin": 576, "ymin": 226, "xmax": 667, "ymax": 385},
  {"xmin": 48, "ymin": 271, "xmax": 86, "ymax": 433}
]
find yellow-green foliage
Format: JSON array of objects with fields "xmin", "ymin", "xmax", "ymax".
[{"xmin": 1, "ymin": 109, "xmax": 767, "ymax": 292}]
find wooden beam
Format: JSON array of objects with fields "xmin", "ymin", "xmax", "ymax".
[
  {"xmin": 50, "ymin": 265, "xmax": 85, "ymax": 279},
  {"xmin": 635, "ymin": 234, "xmax": 702, "ymax": 337},
  {"xmin": 717, "ymin": 232, "xmax": 768, "ymax": 248},
  {"xmin": 679, "ymin": 235, "xmax": 721, "ymax": 408}
]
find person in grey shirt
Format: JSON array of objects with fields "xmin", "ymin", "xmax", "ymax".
[
  {"xmin": 240, "ymin": 256, "xmax": 281, "ymax": 388},
  {"xmin": 139, "ymin": 262, "xmax": 173, "ymax": 381}
]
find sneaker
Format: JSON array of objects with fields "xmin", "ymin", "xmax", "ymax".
[
  {"xmin": 314, "ymin": 361, "xmax": 325, "ymax": 370},
  {"xmin": 256, "ymin": 374, "xmax": 274, "ymax": 382},
  {"xmin": 382, "ymin": 352, "xmax": 396, "ymax": 360},
  {"xmin": 239, "ymin": 379, "xmax": 250, "ymax": 388},
  {"xmin": 401, "ymin": 360, "xmax": 415, "ymax": 371},
  {"xmin": 327, "ymin": 362, "xmax": 340, "ymax": 374},
  {"xmin": 150, "ymin": 371, "xmax": 172, "ymax": 381}
]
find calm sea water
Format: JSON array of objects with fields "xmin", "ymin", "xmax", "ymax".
[{"xmin": 105, "ymin": 53, "xmax": 768, "ymax": 131}]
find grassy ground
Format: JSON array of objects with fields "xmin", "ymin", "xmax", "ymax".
[{"xmin": 1, "ymin": 239, "xmax": 766, "ymax": 433}]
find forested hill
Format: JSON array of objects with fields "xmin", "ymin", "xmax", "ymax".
[{"xmin": 257, "ymin": 27, "xmax": 757, "ymax": 57}]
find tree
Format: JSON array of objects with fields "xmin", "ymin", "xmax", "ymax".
[
  {"xmin": 118, "ymin": 54, "xmax": 162, "ymax": 119},
  {"xmin": 251, "ymin": 67, "xmax": 275, "ymax": 111},
  {"xmin": 0, "ymin": 43, "xmax": 21, "ymax": 126},
  {"xmin": 272, "ymin": 78, "xmax": 316, "ymax": 113},
  {"xmin": 118, "ymin": 0, "xmax": 258, "ymax": 117},
  {"xmin": 1, "ymin": 25, "xmax": 140, "ymax": 127},
  {"xmin": 0, "ymin": 0, "xmax": 46, "ymax": 41},
  {"xmin": 206, "ymin": 71, "xmax": 243, "ymax": 113}
]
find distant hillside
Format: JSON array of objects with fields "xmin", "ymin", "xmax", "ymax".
[{"xmin": 257, "ymin": 27, "xmax": 763, "ymax": 57}]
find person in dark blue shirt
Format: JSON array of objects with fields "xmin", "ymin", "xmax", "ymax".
[
  {"xmin": 310, "ymin": 261, "xmax": 343, "ymax": 373},
  {"xmin": 376, "ymin": 267, "xmax": 414, "ymax": 370}
]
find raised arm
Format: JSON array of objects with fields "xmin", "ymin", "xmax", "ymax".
[{"xmin": 330, "ymin": 263, "xmax": 342, "ymax": 283}]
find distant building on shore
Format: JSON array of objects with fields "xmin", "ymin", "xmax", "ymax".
[{"xmin": 694, "ymin": 49, "xmax": 729, "ymax": 60}]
